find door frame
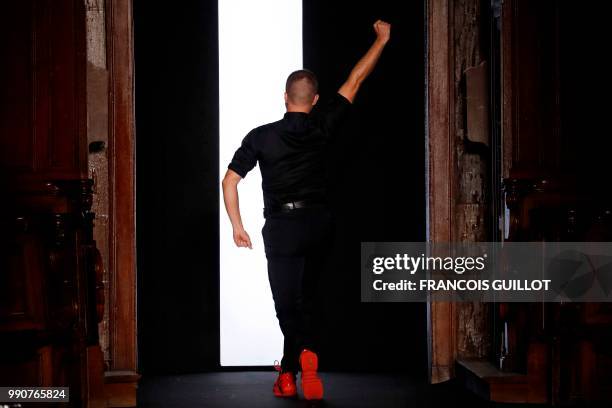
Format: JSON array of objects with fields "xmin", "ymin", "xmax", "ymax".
[
  {"xmin": 106, "ymin": 0, "xmax": 137, "ymax": 375},
  {"xmin": 425, "ymin": 0, "xmax": 457, "ymax": 384},
  {"xmin": 110, "ymin": 0, "xmax": 456, "ymax": 383}
]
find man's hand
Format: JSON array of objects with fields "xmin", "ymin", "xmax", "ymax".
[
  {"xmin": 373, "ymin": 20, "xmax": 391, "ymax": 44},
  {"xmin": 233, "ymin": 227, "xmax": 252, "ymax": 249}
]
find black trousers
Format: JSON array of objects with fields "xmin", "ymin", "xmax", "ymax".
[{"xmin": 262, "ymin": 206, "xmax": 333, "ymax": 373}]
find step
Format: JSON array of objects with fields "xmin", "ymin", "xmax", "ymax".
[
  {"xmin": 456, "ymin": 359, "xmax": 530, "ymax": 403},
  {"xmin": 104, "ymin": 370, "xmax": 140, "ymax": 407}
]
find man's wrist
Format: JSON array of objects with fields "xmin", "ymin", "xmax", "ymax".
[{"xmin": 375, "ymin": 37, "xmax": 389, "ymax": 46}]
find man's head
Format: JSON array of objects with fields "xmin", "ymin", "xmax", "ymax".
[{"xmin": 284, "ymin": 69, "xmax": 319, "ymax": 112}]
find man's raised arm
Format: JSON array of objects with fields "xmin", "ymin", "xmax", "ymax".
[{"xmin": 338, "ymin": 20, "xmax": 391, "ymax": 103}]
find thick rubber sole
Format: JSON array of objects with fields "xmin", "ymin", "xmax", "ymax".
[
  {"xmin": 300, "ymin": 350, "xmax": 324, "ymax": 400},
  {"xmin": 273, "ymin": 387, "xmax": 297, "ymax": 398}
]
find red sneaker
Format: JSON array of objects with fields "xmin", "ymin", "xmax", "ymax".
[
  {"xmin": 273, "ymin": 361, "xmax": 297, "ymax": 398},
  {"xmin": 299, "ymin": 349, "xmax": 324, "ymax": 400}
]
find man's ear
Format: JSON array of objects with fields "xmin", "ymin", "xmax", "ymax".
[
  {"xmin": 284, "ymin": 92, "xmax": 289, "ymax": 104},
  {"xmin": 312, "ymin": 94, "xmax": 320, "ymax": 106}
]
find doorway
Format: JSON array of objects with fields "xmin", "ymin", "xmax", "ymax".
[{"xmin": 134, "ymin": 0, "xmax": 426, "ymax": 376}]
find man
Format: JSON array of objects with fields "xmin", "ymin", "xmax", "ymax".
[{"xmin": 222, "ymin": 20, "xmax": 391, "ymax": 401}]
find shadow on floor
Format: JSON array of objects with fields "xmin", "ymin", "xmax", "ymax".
[{"xmin": 137, "ymin": 371, "xmax": 550, "ymax": 408}]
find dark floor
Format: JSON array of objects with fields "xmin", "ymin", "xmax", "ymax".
[{"xmin": 137, "ymin": 371, "xmax": 547, "ymax": 408}]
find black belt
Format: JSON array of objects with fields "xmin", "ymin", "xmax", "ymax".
[
  {"xmin": 281, "ymin": 199, "xmax": 324, "ymax": 210},
  {"xmin": 265, "ymin": 199, "xmax": 327, "ymax": 215}
]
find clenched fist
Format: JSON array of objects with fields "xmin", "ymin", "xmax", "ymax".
[
  {"xmin": 373, "ymin": 20, "xmax": 391, "ymax": 43},
  {"xmin": 233, "ymin": 227, "xmax": 252, "ymax": 249}
]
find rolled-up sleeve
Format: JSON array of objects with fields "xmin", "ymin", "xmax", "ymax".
[{"xmin": 227, "ymin": 130, "xmax": 258, "ymax": 178}]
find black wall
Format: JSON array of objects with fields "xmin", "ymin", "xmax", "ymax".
[
  {"xmin": 135, "ymin": 0, "xmax": 426, "ymax": 375},
  {"xmin": 303, "ymin": 1, "xmax": 426, "ymax": 373},
  {"xmin": 558, "ymin": 4, "xmax": 612, "ymax": 188},
  {"xmin": 134, "ymin": 0, "xmax": 220, "ymax": 374}
]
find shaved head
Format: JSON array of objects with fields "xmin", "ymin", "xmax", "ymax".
[{"xmin": 285, "ymin": 70, "xmax": 318, "ymax": 106}]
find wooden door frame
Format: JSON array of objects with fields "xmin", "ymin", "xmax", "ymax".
[
  {"xmin": 106, "ymin": 0, "xmax": 137, "ymax": 375},
  {"xmin": 426, "ymin": 0, "xmax": 457, "ymax": 384},
  {"xmin": 102, "ymin": 0, "xmax": 457, "ymax": 385}
]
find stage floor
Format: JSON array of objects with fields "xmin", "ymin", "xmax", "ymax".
[{"xmin": 136, "ymin": 371, "xmax": 539, "ymax": 407}]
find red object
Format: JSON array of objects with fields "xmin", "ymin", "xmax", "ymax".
[
  {"xmin": 273, "ymin": 361, "xmax": 297, "ymax": 398},
  {"xmin": 299, "ymin": 349, "xmax": 324, "ymax": 400}
]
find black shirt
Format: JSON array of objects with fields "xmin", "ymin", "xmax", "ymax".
[{"xmin": 227, "ymin": 92, "xmax": 352, "ymax": 210}]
